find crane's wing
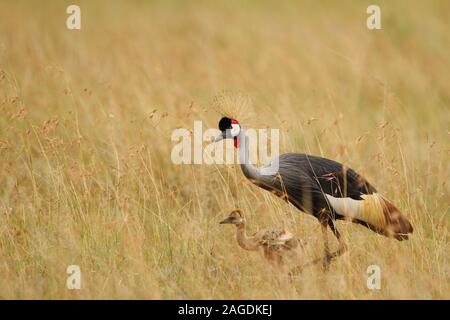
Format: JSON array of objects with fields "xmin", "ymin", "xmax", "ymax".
[{"xmin": 276, "ymin": 153, "xmax": 377, "ymax": 200}]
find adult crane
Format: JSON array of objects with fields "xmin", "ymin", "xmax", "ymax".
[{"xmin": 214, "ymin": 117, "xmax": 413, "ymax": 268}]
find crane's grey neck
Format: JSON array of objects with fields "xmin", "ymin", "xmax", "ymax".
[{"xmin": 237, "ymin": 128, "xmax": 263, "ymax": 182}]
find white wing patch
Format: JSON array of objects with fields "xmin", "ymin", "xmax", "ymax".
[{"xmin": 325, "ymin": 193, "xmax": 387, "ymax": 228}]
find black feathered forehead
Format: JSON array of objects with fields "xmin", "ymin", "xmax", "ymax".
[
  {"xmin": 218, "ymin": 117, "xmax": 238, "ymax": 131},
  {"xmin": 218, "ymin": 117, "xmax": 231, "ymax": 131}
]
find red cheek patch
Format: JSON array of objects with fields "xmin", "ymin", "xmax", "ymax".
[{"xmin": 233, "ymin": 137, "xmax": 240, "ymax": 148}]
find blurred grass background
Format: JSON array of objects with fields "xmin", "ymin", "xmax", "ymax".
[{"xmin": 0, "ymin": 0, "xmax": 448, "ymax": 299}]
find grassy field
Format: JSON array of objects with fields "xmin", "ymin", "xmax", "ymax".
[{"xmin": 0, "ymin": 0, "xmax": 449, "ymax": 299}]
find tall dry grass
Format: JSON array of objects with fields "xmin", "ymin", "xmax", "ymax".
[{"xmin": 0, "ymin": 0, "xmax": 449, "ymax": 299}]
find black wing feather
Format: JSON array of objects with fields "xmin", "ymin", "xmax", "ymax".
[
  {"xmin": 258, "ymin": 153, "xmax": 377, "ymax": 215},
  {"xmin": 280, "ymin": 153, "xmax": 376, "ymax": 199}
]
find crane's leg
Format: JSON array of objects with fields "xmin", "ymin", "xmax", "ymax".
[
  {"xmin": 289, "ymin": 212, "xmax": 348, "ymax": 276},
  {"xmin": 320, "ymin": 221, "xmax": 332, "ymax": 270},
  {"xmin": 322, "ymin": 219, "xmax": 349, "ymax": 269},
  {"xmin": 327, "ymin": 219, "xmax": 348, "ymax": 259},
  {"xmin": 288, "ymin": 220, "xmax": 331, "ymax": 275}
]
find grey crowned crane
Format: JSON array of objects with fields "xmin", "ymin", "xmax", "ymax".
[{"xmin": 214, "ymin": 117, "xmax": 413, "ymax": 268}]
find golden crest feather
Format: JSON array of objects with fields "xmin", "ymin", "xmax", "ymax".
[{"xmin": 211, "ymin": 91, "xmax": 256, "ymax": 126}]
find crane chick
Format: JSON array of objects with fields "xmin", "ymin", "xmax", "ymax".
[{"xmin": 219, "ymin": 209, "xmax": 303, "ymax": 268}]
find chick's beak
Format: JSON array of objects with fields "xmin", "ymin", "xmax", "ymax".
[{"xmin": 219, "ymin": 217, "xmax": 233, "ymax": 224}]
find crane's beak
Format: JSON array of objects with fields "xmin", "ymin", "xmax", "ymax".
[
  {"xmin": 219, "ymin": 217, "xmax": 233, "ymax": 224},
  {"xmin": 214, "ymin": 131, "xmax": 225, "ymax": 142}
]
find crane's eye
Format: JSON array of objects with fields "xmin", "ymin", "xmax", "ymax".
[{"xmin": 230, "ymin": 123, "xmax": 240, "ymax": 137}]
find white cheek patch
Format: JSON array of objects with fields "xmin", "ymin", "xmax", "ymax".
[{"xmin": 230, "ymin": 123, "xmax": 240, "ymax": 137}]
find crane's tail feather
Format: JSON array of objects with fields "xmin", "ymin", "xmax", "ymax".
[
  {"xmin": 325, "ymin": 193, "xmax": 413, "ymax": 240},
  {"xmin": 378, "ymin": 196, "xmax": 413, "ymax": 240}
]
